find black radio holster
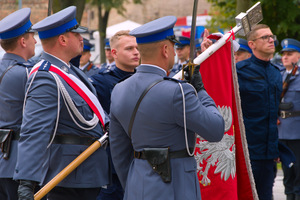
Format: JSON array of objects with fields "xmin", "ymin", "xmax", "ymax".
[
  {"xmin": 143, "ymin": 148, "xmax": 171, "ymax": 183},
  {"xmin": 0, "ymin": 129, "xmax": 13, "ymax": 160}
]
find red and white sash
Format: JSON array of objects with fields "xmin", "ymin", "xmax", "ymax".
[{"xmin": 29, "ymin": 60, "xmax": 106, "ymax": 127}]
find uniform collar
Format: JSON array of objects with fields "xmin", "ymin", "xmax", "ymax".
[
  {"xmin": 41, "ymin": 52, "xmax": 71, "ymax": 71},
  {"xmin": 250, "ymin": 54, "xmax": 270, "ymax": 67},
  {"xmin": 2, "ymin": 53, "xmax": 26, "ymax": 63},
  {"xmin": 137, "ymin": 64, "xmax": 167, "ymax": 76}
]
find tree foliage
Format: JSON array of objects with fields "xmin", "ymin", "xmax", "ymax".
[
  {"xmin": 50, "ymin": 0, "xmax": 141, "ymax": 63},
  {"xmin": 90, "ymin": 0, "xmax": 142, "ymax": 63},
  {"xmin": 52, "ymin": 0, "xmax": 86, "ymax": 22},
  {"xmin": 206, "ymin": 0, "xmax": 300, "ymax": 45}
]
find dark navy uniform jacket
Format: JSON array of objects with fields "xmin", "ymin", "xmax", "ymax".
[
  {"xmin": 90, "ymin": 66, "xmax": 135, "ymax": 176},
  {"xmin": 13, "ymin": 52, "xmax": 109, "ymax": 188},
  {"xmin": 100, "ymin": 61, "xmax": 116, "ymax": 71},
  {"xmin": 90, "ymin": 67, "xmax": 135, "ymax": 114},
  {"xmin": 237, "ymin": 54, "xmax": 282, "ymax": 160},
  {"xmin": 278, "ymin": 68, "xmax": 300, "ymax": 140},
  {"xmin": 0, "ymin": 53, "xmax": 32, "ymax": 178}
]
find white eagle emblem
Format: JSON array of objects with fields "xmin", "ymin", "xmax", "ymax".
[
  {"xmin": 283, "ymin": 39, "xmax": 288, "ymax": 48},
  {"xmin": 194, "ymin": 106, "xmax": 236, "ymax": 186}
]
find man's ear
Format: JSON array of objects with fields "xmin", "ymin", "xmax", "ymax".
[
  {"xmin": 111, "ymin": 48, "xmax": 117, "ymax": 57},
  {"xmin": 162, "ymin": 44, "xmax": 168, "ymax": 58},
  {"xmin": 248, "ymin": 40, "xmax": 254, "ymax": 50},
  {"xmin": 19, "ymin": 37, "xmax": 26, "ymax": 48},
  {"xmin": 58, "ymin": 34, "xmax": 67, "ymax": 47}
]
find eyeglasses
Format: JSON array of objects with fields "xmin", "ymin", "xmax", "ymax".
[{"xmin": 252, "ymin": 35, "xmax": 277, "ymax": 42}]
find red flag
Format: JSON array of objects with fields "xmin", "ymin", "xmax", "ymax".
[{"xmin": 195, "ymin": 41, "xmax": 258, "ymax": 200}]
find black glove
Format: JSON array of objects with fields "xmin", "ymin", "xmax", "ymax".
[
  {"xmin": 184, "ymin": 65, "xmax": 205, "ymax": 92},
  {"xmin": 102, "ymin": 122, "xmax": 110, "ymax": 149},
  {"xmin": 104, "ymin": 122, "xmax": 109, "ymax": 134},
  {"xmin": 18, "ymin": 180, "xmax": 36, "ymax": 200}
]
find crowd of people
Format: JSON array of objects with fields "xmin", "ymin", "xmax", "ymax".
[{"xmin": 0, "ymin": 5, "xmax": 299, "ymax": 200}]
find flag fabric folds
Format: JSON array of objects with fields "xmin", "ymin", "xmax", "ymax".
[{"xmin": 194, "ymin": 40, "xmax": 258, "ymax": 200}]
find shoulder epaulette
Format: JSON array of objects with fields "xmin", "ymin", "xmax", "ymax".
[
  {"xmin": 164, "ymin": 76, "xmax": 186, "ymax": 83},
  {"xmin": 98, "ymin": 67, "xmax": 111, "ymax": 74},
  {"xmin": 38, "ymin": 61, "xmax": 52, "ymax": 71},
  {"xmin": 236, "ymin": 59, "xmax": 249, "ymax": 70}
]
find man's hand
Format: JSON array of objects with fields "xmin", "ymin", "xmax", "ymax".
[
  {"xmin": 183, "ymin": 65, "xmax": 205, "ymax": 92},
  {"xmin": 18, "ymin": 180, "xmax": 36, "ymax": 200},
  {"xmin": 201, "ymin": 29, "xmax": 213, "ymax": 52},
  {"xmin": 190, "ymin": 65, "xmax": 205, "ymax": 92}
]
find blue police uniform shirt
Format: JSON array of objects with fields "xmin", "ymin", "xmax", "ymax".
[
  {"xmin": 110, "ymin": 15, "xmax": 224, "ymax": 200},
  {"xmin": 109, "ymin": 65, "xmax": 224, "ymax": 199},
  {"xmin": 13, "ymin": 52, "xmax": 109, "ymax": 187},
  {"xmin": 80, "ymin": 61, "xmax": 99, "ymax": 77},
  {"xmin": 278, "ymin": 67, "xmax": 300, "ymax": 140},
  {"xmin": 0, "ymin": 53, "xmax": 33, "ymax": 178},
  {"xmin": 237, "ymin": 54, "xmax": 282, "ymax": 160},
  {"xmin": 278, "ymin": 38, "xmax": 300, "ymax": 139}
]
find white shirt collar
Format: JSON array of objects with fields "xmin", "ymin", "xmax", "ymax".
[{"xmin": 44, "ymin": 51, "xmax": 71, "ymax": 68}]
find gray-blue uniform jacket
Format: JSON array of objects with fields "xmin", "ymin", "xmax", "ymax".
[
  {"xmin": 81, "ymin": 61, "xmax": 99, "ymax": 77},
  {"xmin": 278, "ymin": 67, "xmax": 300, "ymax": 140},
  {"xmin": 0, "ymin": 53, "xmax": 32, "ymax": 178},
  {"xmin": 13, "ymin": 52, "xmax": 109, "ymax": 188},
  {"xmin": 109, "ymin": 64, "xmax": 224, "ymax": 200}
]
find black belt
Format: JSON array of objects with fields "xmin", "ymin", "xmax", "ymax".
[
  {"xmin": 280, "ymin": 111, "xmax": 300, "ymax": 119},
  {"xmin": 134, "ymin": 148, "xmax": 194, "ymax": 159},
  {"xmin": 52, "ymin": 135, "xmax": 98, "ymax": 146}
]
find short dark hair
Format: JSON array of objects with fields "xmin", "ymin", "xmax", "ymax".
[
  {"xmin": 247, "ymin": 24, "xmax": 270, "ymax": 41},
  {"xmin": 0, "ymin": 33, "xmax": 29, "ymax": 51}
]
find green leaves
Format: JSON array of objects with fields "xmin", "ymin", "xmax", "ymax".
[{"xmin": 206, "ymin": 0, "xmax": 300, "ymax": 45}]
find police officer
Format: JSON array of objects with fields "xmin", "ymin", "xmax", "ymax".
[
  {"xmin": 13, "ymin": 6, "xmax": 109, "ymax": 200},
  {"xmin": 0, "ymin": 8, "xmax": 36, "ymax": 200},
  {"xmin": 79, "ymin": 38, "xmax": 99, "ymax": 77},
  {"xmin": 278, "ymin": 38, "xmax": 300, "ymax": 200},
  {"xmin": 100, "ymin": 38, "xmax": 116, "ymax": 70},
  {"xmin": 109, "ymin": 16, "xmax": 224, "ymax": 200},
  {"xmin": 169, "ymin": 36, "xmax": 190, "ymax": 77},
  {"xmin": 91, "ymin": 30, "xmax": 140, "ymax": 200},
  {"xmin": 234, "ymin": 38, "xmax": 252, "ymax": 63},
  {"xmin": 236, "ymin": 24, "xmax": 282, "ymax": 200}
]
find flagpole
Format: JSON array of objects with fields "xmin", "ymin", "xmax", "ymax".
[
  {"xmin": 34, "ymin": 133, "xmax": 108, "ymax": 200},
  {"xmin": 173, "ymin": 2, "xmax": 262, "ymax": 80}
]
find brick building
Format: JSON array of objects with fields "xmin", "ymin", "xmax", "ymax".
[{"xmin": 0, "ymin": 0, "xmax": 211, "ymax": 31}]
